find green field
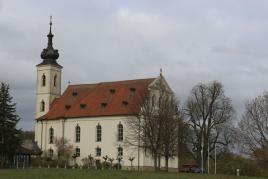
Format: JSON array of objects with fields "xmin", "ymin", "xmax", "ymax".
[{"xmin": 0, "ymin": 169, "xmax": 266, "ymax": 179}]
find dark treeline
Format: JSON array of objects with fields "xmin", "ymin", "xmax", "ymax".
[{"xmin": 0, "ymin": 82, "xmax": 21, "ymax": 168}]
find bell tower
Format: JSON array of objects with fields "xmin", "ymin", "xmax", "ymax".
[{"xmin": 35, "ymin": 17, "xmax": 63, "ymax": 118}]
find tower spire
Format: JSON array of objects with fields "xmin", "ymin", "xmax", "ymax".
[
  {"xmin": 37, "ymin": 16, "xmax": 61, "ymax": 68},
  {"xmin": 47, "ymin": 16, "xmax": 54, "ymax": 48},
  {"xmin": 49, "ymin": 16, "xmax": 52, "ymax": 34}
]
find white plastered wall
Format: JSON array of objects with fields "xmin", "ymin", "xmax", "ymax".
[
  {"xmin": 36, "ymin": 64, "xmax": 62, "ymax": 119},
  {"xmin": 35, "ymin": 115, "xmax": 179, "ymax": 169}
]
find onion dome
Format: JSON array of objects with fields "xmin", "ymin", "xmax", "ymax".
[{"xmin": 37, "ymin": 16, "xmax": 62, "ymax": 68}]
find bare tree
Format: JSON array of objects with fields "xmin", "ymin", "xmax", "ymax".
[
  {"xmin": 239, "ymin": 92, "xmax": 268, "ymax": 163},
  {"xmin": 184, "ymin": 81, "xmax": 234, "ymax": 170},
  {"xmin": 54, "ymin": 137, "xmax": 74, "ymax": 167},
  {"xmin": 177, "ymin": 112, "xmax": 190, "ymax": 172},
  {"xmin": 160, "ymin": 93, "xmax": 179, "ymax": 171},
  {"xmin": 125, "ymin": 87, "xmax": 162, "ymax": 171},
  {"xmin": 81, "ymin": 154, "xmax": 94, "ymax": 169},
  {"xmin": 126, "ymin": 76, "xmax": 180, "ymax": 171},
  {"xmin": 128, "ymin": 157, "xmax": 135, "ymax": 170}
]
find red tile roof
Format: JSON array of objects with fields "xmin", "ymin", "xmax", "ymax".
[{"xmin": 37, "ymin": 78, "xmax": 156, "ymax": 120}]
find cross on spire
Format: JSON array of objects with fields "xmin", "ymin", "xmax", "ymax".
[{"xmin": 49, "ymin": 16, "xmax": 52, "ymax": 34}]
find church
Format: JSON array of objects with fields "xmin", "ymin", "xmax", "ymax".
[{"xmin": 34, "ymin": 20, "xmax": 178, "ymax": 169}]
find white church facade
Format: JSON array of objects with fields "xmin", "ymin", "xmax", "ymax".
[{"xmin": 34, "ymin": 20, "xmax": 178, "ymax": 169}]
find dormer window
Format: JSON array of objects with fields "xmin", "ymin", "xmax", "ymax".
[
  {"xmin": 101, "ymin": 102, "xmax": 107, "ymax": 108},
  {"xmin": 72, "ymin": 92, "xmax": 78, "ymax": 96},
  {"xmin": 122, "ymin": 100, "xmax": 128, "ymax": 106},
  {"xmin": 80, "ymin": 104, "xmax": 86, "ymax": 109},
  {"xmin": 130, "ymin": 87, "xmax": 136, "ymax": 92},
  {"xmin": 110, "ymin": 89, "xmax": 116, "ymax": 94},
  {"xmin": 65, "ymin": 105, "xmax": 71, "ymax": 110}
]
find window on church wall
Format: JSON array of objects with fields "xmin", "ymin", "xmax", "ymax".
[
  {"xmin": 42, "ymin": 74, "xmax": 46, "ymax": 87},
  {"xmin": 49, "ymin": 127, "xmax": 54, "ymax": 144},
  {"xmin": 118, "ymin": 123, "xmax": 123, "ymax": 141},
  {"xmin": 40, "ymin": 100, "xmax": 45, "ymax": 112},
  {"xmin": 96, "ymin": 147, "xmax": 101, "ymax": 156},
  {"xmin": 96, "ymin": 124, "xmax": 102, "ymax": 142},
  {"xmin": 151, "ymin": 94, "xmax": 156, "ymax": 107},
  {"xmin": 75, "ymin": 147, "xmax": 80, "ymax": 157},
  {"xmin": 53, "ymin": 75, "xmax": 57, "ymax": 87},
  {"xmin": 49, "ymin": 148, "xmax": 53, "ymax": 158},
  {"xmin": 75, "ymin": 125, "xmax": 80, "ymax": 143},
  {"xmin": 118, "ymin": 147, "xmax": 123, "ymax": 156},
  {"xmin": 0, "ymin": 132, "xmax": 3, "ymax": 144}
]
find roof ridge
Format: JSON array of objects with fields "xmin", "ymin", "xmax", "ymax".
[{"xmin": 68, "ymin": 77, "xmax": 156, "ymax": 87}]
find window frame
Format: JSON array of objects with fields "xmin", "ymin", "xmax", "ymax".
[
  {"xmin": 96, "ymin": 124, "xmax": 102, "ymax": 142},
  {"xmin": 49, "ymin": 148, "xmax": 53, "ymax": 158},
  {"xmin": 75, "ymin": 147, "xmax": 80, "ymax": 157},
  {"xmin": 42, "ymin": 74, "xmax": 46, "ymax": 87},
  {"xmin": 75, "ymin": 125, "xmax": 81, "ymax": 143},
  {"xmin": 40, "ymin": 100, "xmax": 45, "ymax": 112},
  {"xmin": 0, "ymin": 132, "xmax": 3, "ymax": 144},
  {"xmin": 96, "ymin": 147, "xmax": 101, "ymax": 157},
  {"xmin": 49, "ymin": 127, "xmax": 54, "ymax": 144},
  {"xmin": 53, "ymin": 75, "xmax": 57, "ymax": 87},
  {"xmin": 117, "ymin": 123, "xmax": 123, "ymax": 141},
  {"xmin": 117, "ymin": 147, "xmax": 123, "ymax": 157}
]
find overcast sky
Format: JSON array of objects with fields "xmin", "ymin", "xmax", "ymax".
[{"xmin": 1, "ymin": 0, "xmax": 268, "ymax": 130}]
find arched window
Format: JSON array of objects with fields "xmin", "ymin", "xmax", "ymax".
[
  {"xmin": 75, "ymin": 147, "xmax": 80, "ymax": 157},
  {"xmin": 152, "ymin": 94, "xmax": 156, "ymax": 107},
  {"xmin": 42, "ymin": 74, "xmax": 46, "ymax": 87},
  {"xmin": 0, "ymin": 132, "xmax": 3, "ymax": 144},
  {"xmin": 118, "ymin": 147, "xmax": 123, "ymax": 156},
  {"xmin": 40, "ymin": 100, "xmax": 45, "ymax": 112},
  {"xmin": 96, "ymin": 124, "xmax": 102, "ymax": 142},
  {"xmin": 49, "ymin": 127, "xmax": 54, "ymax": 144},
  {"xmin": 75, "ymin": 125, "xmax": 80, "ymax": 143},
  {"xmin": 48, "ymin": 148, "xmax": 53, "ymax": 158},
  {"xmin": 118, "ymin": 123, "xmax": 123, "ymax": 141},
  {"xmin": 53, "ymin": 75, "xmax": 57, "ymax": 87},
  {"xmin": 96, "ymin": 147, "xmax": 101, "ymax": 156}
]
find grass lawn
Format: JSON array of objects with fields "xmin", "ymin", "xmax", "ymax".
[{"xmin": 0, "ymin": 169, "xmax": 266, "ymax": 179}]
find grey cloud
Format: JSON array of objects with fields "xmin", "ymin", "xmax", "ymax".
[{"xmin": 1, "ymin": 0, "xmax": 268, "ymax": 130}]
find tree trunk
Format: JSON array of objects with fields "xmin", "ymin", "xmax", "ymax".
[
  {"xmin": 165, "ymin": 156, "xmax": 169, "ymax": 172},
  {"xmin": 158, "ymin": 154, "xmax": 161, "ymax": 170},
  {"xmin": 154, "ymin": 154, "xmax": 158, "ymax": 171}
]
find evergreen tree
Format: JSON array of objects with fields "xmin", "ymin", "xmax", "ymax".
[{"xmin": 0, "ymin": 82, "xmax": 21, "ymax": 167}]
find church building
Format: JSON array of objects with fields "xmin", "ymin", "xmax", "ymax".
[{"xmin": 34, "ymin": 20, "xmax": 178, "ymax": 169}]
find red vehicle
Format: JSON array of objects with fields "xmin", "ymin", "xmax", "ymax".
[{"xmin": 179, "ymin": 164, "xmax": 198, "ymax": 173}]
